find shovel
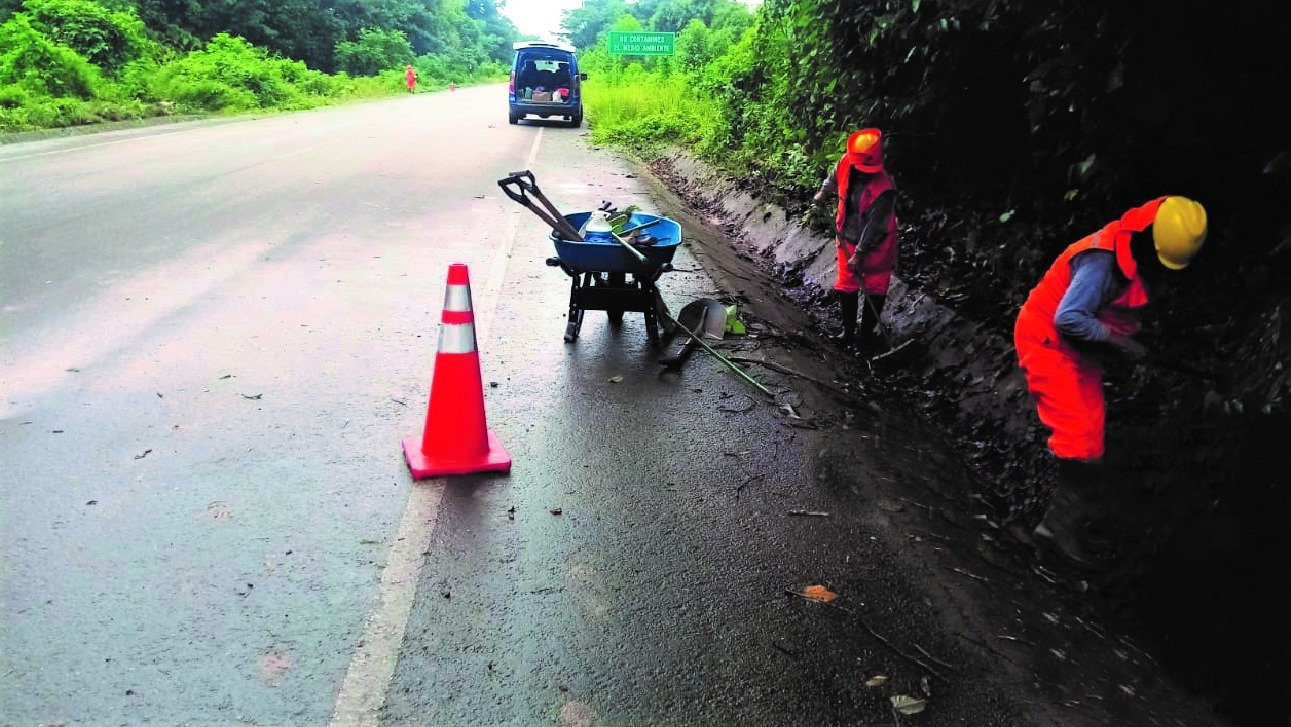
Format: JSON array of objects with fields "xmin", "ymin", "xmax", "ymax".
[
  {"xmin": 497, "ymin": 170, "xmax": 584, "ymax": 240},
  {"xmin": 860, "ymin": 287, "xmax": 914, "ymax": 362},
  {"xmin": 661, "ymin": 308, "xmax": 775, "ymax": 397},
  {"xmin": 497, "ymin": 170, "xmax": 649, "ymax": 267},
  {"xmin": 659, "ymin": 298, "xmax": 727, "ymax": 368}
]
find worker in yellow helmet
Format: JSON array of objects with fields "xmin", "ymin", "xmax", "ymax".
[{"xmin": 1013, "ymin": 196, "xmax": 1208, "ymax": 570}]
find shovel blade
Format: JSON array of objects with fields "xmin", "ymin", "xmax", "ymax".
[{"xmin": 659, "ymin": 299, "xmax": 711, "ymax": 367}]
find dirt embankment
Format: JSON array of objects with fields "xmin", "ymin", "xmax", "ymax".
[{"xmin": 642, "ymin": 148, "xmax": 1290, "ymax": 727}]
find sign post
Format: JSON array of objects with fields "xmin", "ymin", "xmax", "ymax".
[{"xmin": 606, "ymin": 31, "xmax": 677, "ymax": 56}]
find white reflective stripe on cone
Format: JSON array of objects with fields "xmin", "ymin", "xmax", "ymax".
[
  {"xmin": 438, "ymin": 322, "xmax": 477, "ymax": 354},
  {"xmin": 443, "ymin": 284, "xmax": 473, "ymax": 313}
]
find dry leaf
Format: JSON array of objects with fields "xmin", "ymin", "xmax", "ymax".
[
  {"xmin": 877, "ymin": 497, "xmax": 904, "ymax": 512},
  {"xmin": 608, "ymin": 375, "xmax": 624, "ymax": 383},
  {"xmin": 802, "ymin": 584, "xmax": 837, "ymax": 602},
  {"xmin": 865, "ymin": 675, "xmax": 889, "ymax": 688},
  {"xmin": 890, "ymin": 695, "xmax": 927, "ymax": 715}
]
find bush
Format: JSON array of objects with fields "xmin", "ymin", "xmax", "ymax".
[
  {"xmin": 149, "ymin": 33, "xmax": 302, "ymax": 112},
  {"xmin": 22, "ymin": 0, "xmax": 151, "ymax": 76},
  {"xmin": 0, "ymin": 12, "xmax": 102, "ymax": 99}
]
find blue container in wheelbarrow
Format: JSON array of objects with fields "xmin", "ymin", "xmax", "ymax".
[{"xmin": 550, "ymin": 211, "xmax": 682, "ymax": 273}]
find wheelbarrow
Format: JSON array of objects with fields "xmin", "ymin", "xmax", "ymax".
[
  {"xmin": 546, "ymin": 210, "xmax": 683, "ymax": 342},
  {"xmin": 497, "ymin": 171, "xmax": 682, "ymax": 343}
]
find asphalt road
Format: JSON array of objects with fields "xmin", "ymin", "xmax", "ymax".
[{"xmin": 2, "ymin": 87, "xmax": 1229, "ymax": 727}]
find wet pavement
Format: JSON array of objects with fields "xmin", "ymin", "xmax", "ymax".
[{"xmin": 1, "ymin": 86, "xmax": 1232, "ymax": 726}]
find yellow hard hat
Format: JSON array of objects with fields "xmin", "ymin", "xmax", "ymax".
[{"xmin": 1153, "ymin": 196, "xmax": 1208, "ymax": 270}]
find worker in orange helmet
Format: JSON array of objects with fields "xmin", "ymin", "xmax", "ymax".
[
  {"xmin": 1014, "ymin": 196, "xmax": 1209, "ymax": 570},
  {"xmin": 811, "ymin": 128, "xmax": 899, "ymax": 352},
  {"xmin": 405, "ymin": 64, "xmax": 418, "ymax": 93}
]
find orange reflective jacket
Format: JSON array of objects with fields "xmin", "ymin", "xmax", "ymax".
[
  {"xmin": 1016, "ymin": 197, "xmax": 1166, "ymax": 349},
  {"xmin": 833, "ymin": 156, "xmax": 898, "ymax": 293}
]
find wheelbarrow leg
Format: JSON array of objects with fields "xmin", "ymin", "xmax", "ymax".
[
  {"xmin": 564, "ymin": 272, "xmax": 588, "ymax": 343},
  {"xmin": 643, "ymin": 283, "xmax": 671, "ymax": 344}
]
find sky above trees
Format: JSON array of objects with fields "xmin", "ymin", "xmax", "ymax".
[{"xmin": 501, "ymin": 0, "xmax": 761, "ymax": 44}]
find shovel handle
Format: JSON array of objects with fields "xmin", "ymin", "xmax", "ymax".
[
  {"xmin": 496, "ymin": 171, "xmax": 534, "ymax": 206},
  {"xmin": 619, "ymin": 218, "xmax": 663, "ymax": 236},
  {"xmin": 497, "ymin": 170, "xmax": 584, "ymax": 240},
  {"xmin": 611, "ymin": 231, "xmax": 650, "ymax": 266},
  {"xmin": 507, "ymin": 170, "xmax": 584, "ymax": 240}
]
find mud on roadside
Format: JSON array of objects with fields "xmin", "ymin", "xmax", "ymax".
[{"xmin": 627, "ymin": 146, "xmax": 1288, "ymax": 727}]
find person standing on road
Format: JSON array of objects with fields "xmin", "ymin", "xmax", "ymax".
[
  {"xmin": 405, "ymin": 64, "xmax": 418, "ymax": 93},
  {"xmin": 811, "ymin": 128, "xmax": 899, "ymax": 353},
  {"xmin": 1014, "ymin": 196, "xmax": 1208, "ymax": 570}
]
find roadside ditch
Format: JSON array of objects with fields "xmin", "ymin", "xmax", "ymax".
[{"xmin": 631, "ymin": 146, "xmax": 1288, "ymax": 727}]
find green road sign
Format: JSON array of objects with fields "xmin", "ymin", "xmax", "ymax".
[{"xmin": 607, "ymin": 31, "xmax": 676, "ymax": 56}]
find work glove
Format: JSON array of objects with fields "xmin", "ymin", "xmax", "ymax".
[{"xmin": 1106, "ymin": 332, "xmax": 1147, "ymax": 361}]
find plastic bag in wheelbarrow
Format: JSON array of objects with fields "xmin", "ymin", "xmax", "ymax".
[{"xmin": 550, "ymin": 212, "xmax": 682, "ymax": 273}]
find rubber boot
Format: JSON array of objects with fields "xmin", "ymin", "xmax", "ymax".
[
  {"xmin": 859, "ymin": 293, "xmax": 887, "ymax": 354},
  {"xmin": 1033, "ymin": 459, "xmax": 1106, "ymax": 572},
  {"xmin": 832, "ymin": 291, "xmax": 858, "ymax": 344}
]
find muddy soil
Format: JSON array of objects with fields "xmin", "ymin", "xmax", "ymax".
[{"xmin": 631, "ymin": 148, "xmax": 1289, "ymax": 727}]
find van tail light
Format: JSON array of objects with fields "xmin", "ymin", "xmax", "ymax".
[{"xmin": 509, "ymin": 72, "xmax": 515, "ymax": 94}]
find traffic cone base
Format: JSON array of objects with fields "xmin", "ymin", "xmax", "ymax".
[{"xmin": 402, "ymin": 431, "xmax": 511, "ymax": 478}]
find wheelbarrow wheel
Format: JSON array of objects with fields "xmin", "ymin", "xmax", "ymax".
[
  {"xmin": 564, "ymin": 272, "xmax": 590, "ymax": 342},
  {"xmin": 565, "ymin": 307, "xmax": 585, "ymax": 342},
  {"xmin": 605, "ymin": 272, "xmax": 626, "ymax": 325}
]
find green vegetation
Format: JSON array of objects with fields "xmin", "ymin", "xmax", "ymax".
[{"xmin": 0, "ymin": 0, "xmax": 517, "ymax": 133}]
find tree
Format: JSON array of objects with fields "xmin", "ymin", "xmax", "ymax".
[
  {"xmin": 648, "ymin": 0, "xmax": 716, "ymax": 31},
  {"xmin": 333, "ymin": 26, "xmax": 413, "ymax": 76},
  {"xmin": 561, "ymin": 0, "xmax": 628, "ymax": 50}
]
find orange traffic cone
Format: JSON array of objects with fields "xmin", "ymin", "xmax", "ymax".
[{"xmin": 402, "ymin": 263, "xmax": 511, "ymax": 478}]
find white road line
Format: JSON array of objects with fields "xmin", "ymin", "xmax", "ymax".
[{"xmin": 328, "ymin": 127, "xmax": 542, "ymax": 727}]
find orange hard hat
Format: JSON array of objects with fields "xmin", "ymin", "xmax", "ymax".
[{"xmin": 846, "ymin": 128, "xmax": 884, "ymax": 172}]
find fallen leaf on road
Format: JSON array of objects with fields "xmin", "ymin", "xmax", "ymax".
[
  {"xmin": 560, "ymin": 701, "xmax": 597, "ymax": 727},
  {"xmin": 607, "ymin": 375, "xmax": 624, "ymax": 384},
  {"xmin": 891, "ymin": 695, "xmax": 927, "ymax": 715},
  {"xmin": 550, "ymin": 507, "xmax": 563, "ymax": 516},
  {"xmin": 865, "ymin": 675, "xmax": 889, "ymax": 687},
  {"xmin": 801, "ymin": 584, "xmax": 837, "ymax": 602},
  {"xmin": 259, "ymin": 647, "xmax": 294, "ymax": 686}
]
